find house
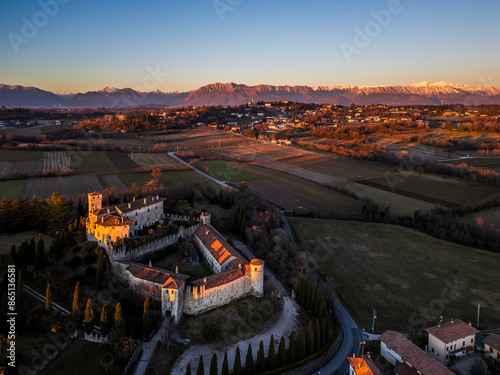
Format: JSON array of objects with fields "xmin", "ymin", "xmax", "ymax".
[
  {"xmin": 347, "ymin": 355, "xmax": 382, "ymax": 375},
  {"xmin": 380, "ymin": 330, "xmax": 454, "ymax": 375},
  {"xmin": 426, "ymin": 319, "xmax": 479, "ymax": 364},
  {"xmin": 483, "ymin": 333, "xmax": 500, "ymax": 369}
]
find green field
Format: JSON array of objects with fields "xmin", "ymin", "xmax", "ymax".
[
  {"xmin": 194, "ymin": 160, "xmax": 255, "ymax": 181},
  {"xmin": 0, "ymin": 179, "xmax": 27, "ymax": 199},
  {"xmin": 117, "ymin": 170, "xmax": 209, "ymax": 188},
  {"xmin": 39, "ymin": 340, "xmax": 124, "ymax": 375},
  {"xmin": 71, "ymin": 151, "xmax": 121, "ymax": 175},
  {"xmin": 289, "ymin": 217, "xmax": 500, "ymax": 333},
  {"xmin": 0, "ymin": 150, "xmax": 43, "ymax": 162}
]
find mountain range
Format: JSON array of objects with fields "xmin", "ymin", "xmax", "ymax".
[{"xmin": 1, "ymin": 81, "xmax": 500, "ymax": 108}]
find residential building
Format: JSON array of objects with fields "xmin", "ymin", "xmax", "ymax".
[
  {"xmin": 483, "ymin": 333, "xmax": 500, "ymax": 369},
  {"xmin": 347, "ymin": 355, "xmax": 382, "ymax": 375}
]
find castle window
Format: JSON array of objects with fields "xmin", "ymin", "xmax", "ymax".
[{"xmin": 254, "ymin": 268, "xmax": 257, "ymax": 271}]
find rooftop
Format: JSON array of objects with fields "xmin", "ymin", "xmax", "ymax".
[
  {"xmin": 347, "ymin": 356, "xmax": 382, "ymax": 375},
  {"xmin": 96, "ymin": 214, "xmax": 133, "ymax": 227},
  {"xmin": 191, "ymin": 267, "xmax": 246, "ymax": 290},
  {"xmin": 483, "ymin": 334, "xmax": 500, "ymax": 352},
  {"xmin": 425, "ymin": 320, "xmax": 479, "ymax": 343},
  {"xmin": 380, "ymin": 331, "xmax": 454, "ymax": 375},
  {"xmin": 195, "ymin": 224, "xmax": 247, "ymax": 267},
  {"xmin": 118, "ymin": 260, "xmax": 189, "ymax": 289}
]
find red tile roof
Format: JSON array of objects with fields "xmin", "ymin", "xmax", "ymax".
[
  {"xmin": 195, "ymin": 224, "xmax": 247, "ymax": 267},
  {"xmin": 118, "ymin": 261, "xmax": 189, "ymax": 289},
  {"xmin": 425, "ymin": 320, "xmax": 479, "ymax": 344},
  {"xmin": 191, "ymin": 268, "xmax": 245, "ymax": 290},
  {"xmin": 347, "ymin": 356, "xmax": 382, "ymax": 375},
  {"xmin": 380, "ymin": 331, "xmax": 454, "ymax": 375},
  {"xmin": 115, "ymin": 195, "xmax": 164, "ymax": 214},
  {"xmin": 250, "ymin": 259, "xmax": 264, "ymax": 266},
  {"xmin": 89, "ymin": 192, "xmax": 102, "ymax": 197},
  {"xmin": 97, "ymin": 214, "xmax": 133, "ymax": 227},
  {"xmin": 394, "ymin": 362, "xmax": 419, "ymax": 375}
]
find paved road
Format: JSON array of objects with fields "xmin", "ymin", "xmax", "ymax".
[
  {"xmin": 314, "ymin": 301, "xmax": 362, "ymax": 375},
  {"xmin": 168, "ymin": 152, "xmax": 236, "ymax": 191},
  {"xmin": 280, "ymin": 212, "xmax": 296, "ymax": 244},
  {"xmin": 133, "ymin": 319, "xmax": 165, "ymax": 375},
  {"xmin": 24, "ymin": 285, "xmax": 71, "ymax": 315}
]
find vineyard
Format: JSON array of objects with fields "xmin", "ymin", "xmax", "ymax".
[{"xmin": 0, "ymin": 152, "xmax": 71, "ymax": 180}]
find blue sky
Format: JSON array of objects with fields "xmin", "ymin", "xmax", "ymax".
[{"xmin": 0, "ymin": 0, "xmax": 499, "ymax": 93}]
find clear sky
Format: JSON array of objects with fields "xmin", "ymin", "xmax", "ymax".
[{"xmin": 0, "ymin": 0, "xmax": 499, "ymax": 93}]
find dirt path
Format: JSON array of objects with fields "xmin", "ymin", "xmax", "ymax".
[{"xmin": 170, "ymin": 296, "xmax": 299, "ymax": 375}]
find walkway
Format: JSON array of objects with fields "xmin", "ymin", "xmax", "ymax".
[{"xmin": 133, "ymin": 319, "xmax": 166, "ymax": 375}]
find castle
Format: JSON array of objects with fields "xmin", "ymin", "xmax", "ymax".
[{"xmin": 86, "ymin": 193, "xmax": 264, "ymax": 323}]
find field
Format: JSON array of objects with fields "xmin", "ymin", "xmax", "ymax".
[
  {"xmin": 0, "ymin": 179, "xmax": 27, "ymax": 199},
  {"xmin": 106, "ymin": 151, "xmax": 139, "ymax": 173},
  {"xmin": 24, "ymin": 175, "xmax": 126, "ymax": 200},
  {"xmin": 357, "ymin": 174, "xmax": 500, "ymax": 207},
  {"xmin": 240, "ymin": 164, "xmax": 357, "ymax": 213},
  {"xmin": 288, "ymin": 217, "xmax": 500, "ymax": 332},
  {"xmin": 449, "ymin": 157, "xmax": 500, "ymax": 172},
  {"xmin": 131, "ymin": 153, "xmax": 185, "ymax": 169},
  {"xmin": 194, "ymin": 160, "xmax": 255, "ymax": 181},
  {"xmin": 0, "ymin": 150, "xmax": 43, "ymax": 162},
  {"xmin": 154, "ymin": 129, "xmax": 253, "ymax": 151},
  {"xmin": 117, "ymin": 170, "xmax": 209, "ymax": 188},
  {"xmin": 0, "ymin": 152, "xmax": 70, "ymax": 180},
  {"xmin": 467, "ymin": 207, "xmax": 500, "ymax": 229},
  {"xmin": 70, "ymin": 151, "xmax": 121, "ymax": 175}
]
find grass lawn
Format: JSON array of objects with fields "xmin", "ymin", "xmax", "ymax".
[
  {"xmin": 0, "ymin": 231, "xmax": 53, "ymax": 253},
  {"xmin": 0, "ymin": 150, "xmax": 43, "ymax": 162},
  {"xmin": 194, "ymin": 160, "xmax": 255, "ymax": 181},
  {"xmin": 16, "ymin": 332, "xmax": 55, "ymax": 371},
  {"xmin": 117, "ymin": 170, "xmax": 209, "ymax": 188},
  {"xmin": 0, "ymin": 179, "xmax": 27, "ymax": 199},
  {"xmin": 178, "ymin": 285, "xmax": 283, "ymax": 346},
  {"xmin": 39, "ymin": 340, "xmax": 124, "ymax": 375},
  {"xmin": 152, "ymin": 248, "xmax": 213, "ymax": 281},
  {"xmin": 288, "ymin": 217, "xmax": 500, "ymax": 333},
  {"xmin": 71, "ymin": 151, "xmax": 121, "ymax": 175}
]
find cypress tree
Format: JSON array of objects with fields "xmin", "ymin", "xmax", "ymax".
[
  {"xmin": 245, "ymin": 343, "xmax": 253, "ymax": 375},
  {"xmin": 267, "ymin": 335, "xmax": 276, "ymax": 370},
  {"xmin": 278, "ymin": 336, "xmax": 286, "ymax": 368},
  {"xmin": 221, "ymin": 352, "xmax": 229, "ymax": 375},
  {"xmin": 209, "ymin": 353, "xmax": 217, "ymax": 375},
  {"xmin": 115, "ymin": 302, "xmax": 124, "ymax": 331},
  {"xmin": 315, "ymin": 318, "xmax": 321, "ymax": 351},
  {"xmin": 143, "ymin": 298, "xmax": 152, "ymax": 337},
  {"xmin": 100, "ymin": 304, "xmax": 110, "ymax": 336},
  {"xmin": 9, "ymin": 243, "xmax": 15, "ymax": 264},
  {"xmin": 233, "ymin": 346, "xmax": 242, "ymax": 375},
  {"xmin": 72, "ymin": 281, "xmax": 80, "ymax": 322},
  {"xmin": 196, "ymin": 355, "xmax": 204, "ymax": 375},
  {"xmin": 45, "ymin": 282, "xmax": 52, "ymax": 312},
  {"xmin": 16, "ymin": 271, "xmax": 23, "ymax": 307},
  {"xmin": 298, "ymin": 329, "xmax": 306, "ymax": 360},
  {"xmin": 84, "ymin": 298, "xmax": 94, "ymax": 334},
  {"xmin": 26, "ymin": 237, "xmax": 36, "ymax": 266},
  {"xmin": 36, "ymin": 234, "xmax": 45, "ymax": 268},
  {"xmin": 320, "ymin": 317, "xmax": 327, "ymax": 347},
  {"xmin": 307, "ymin": 279, "xmax": 314, "ymax": 311},
  {"xmin": 288, "ymin": 331, "xmax": 296, "ymax": 363},
  {"xmin": 314, "ymin": 286, "xmax": 322, "ymax": 317},
  {"xmin": 307, "ymin": 321, "xmax": 314, "ymax": 356},
  {"xmin": 319, "ymin": 295, "xmax": 327, "ymax": 319},
  {"xmin": 256, "ymin": 340, "xmax": 265, "ymax": 373},
  {"xmin": 185, "ymin": 363, "xmax": 191, "ymax": 375}
]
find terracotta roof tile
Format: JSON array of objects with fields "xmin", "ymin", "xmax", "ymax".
[
  {"xmin": 115, "ymin": 195, "xmax": 164, "ymax": 214},
  {"xmin": 195, "ymin": 224, "xmax": 247, "ymax": 267},
  {"xmin": 191, "ymin": 268, "xmax": 245, "ymax": 290},
  {"xmin": 117, "ymin": 260, "xmax": 189, "ymax": 289},
  {"xmin": 347, "ymin": 356, "xmax": 382, "ymax": 375},
  {"xmin": 96, "ymin": 214, "xmax": 133, "ymax": 227},
  {"xmin": 425, "ymin": 320, "xmax": 479, "ymax": 344},
  {"xmin": 394, "ymin": 362, "xmax": 419, "ymax": 375},
  {"xmin": 380, "ymin": 331, "xmax": 454, "ymax": 375}
]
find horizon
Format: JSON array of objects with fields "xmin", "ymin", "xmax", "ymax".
[{"xmin": 1, "ymin": 0, "xmax": 499, "ymax": 93}]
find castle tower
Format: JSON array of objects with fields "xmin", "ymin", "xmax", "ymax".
[
  {"xmin": 250, "ymin": 259, "xmax": 265, "ymax": 297},
  {"xmin": 88, "ymin": 192, "xmax": 102, "ymax": 214},
  {"xmin": 200, "ymin": 212, "xmax": 211, "ymax": 226}
]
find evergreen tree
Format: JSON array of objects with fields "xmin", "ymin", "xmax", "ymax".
[
  {"xmin": 221, "ymin": 351, "xmax": 229, "ymax": 375},
  {"xmin": 77, "ymin": 195, "xmax": 84, "ymax": 217},
  {"xmin": 28, "ymin": 237, "xmax": 36, "ymax": 265},
  {"xmin": 320, "ymin": 317, "xmax": 327, "ymax": 347},
  {"xmin": 278, "ymin": 336, "xmax": 286, "ymax": 368},
  {"xmin": 245, "ymin": 343, "xmax": 253, "ymax": 375},
  {"xmin": 16, "ymin": 271, "xmax": 23, "ymax": 307},
  {"xmin": 233, "ymin": 346, "xmax": 242, "ymax": 375},
  {"xmin": 471, "ymin": 358, "xmax": 491, "ymax": 375},
  {"xmin": 9, "ymin": 243, "xmax": 15, "ymax": 264},
  {"xmin": 96, "ymin": 255, "xmax": 106, "ymax": 287},
  {"xmin": 267, "ymin": 335, "xmax": 276, "ymax": 370},
  {"xmin": 84, "ymin": 298, "xmax": 94, "ymax": 334},
  {"xmin": 100, "ymin": 304, "xmax": 110, "ymax": 336},
  {"xmin": 115, "ymin": 302, "xmax": 125, "ymax": 331},
  {"xmin": 196, "ymin": 355, "xmax": 204, "ymax": 375},
  {"xmin": 36, "ymin": 234, "xmax": 45, "ymax": 268},
  {"xmin": 185, "ymin": 363, "xmax": 191, "ymax": 375},
  {"xmin": 45, "ymin": 282, "xmax": 52, "ymax": 312},
  {"xmin": 307, "ymin": 279, "xmax": 314, "ymax": 311},
  {"xmin": 72, "ymin": 281, "xmax": 80, "ymax": 322},
  {"xmin": 288, "ymin": 331, "xmax": 296, "ymax": 363},
  {"xmin": 209, "ymin": 353, "xmax": 217, "ymax": 375},
  {"xmin": 315, "ymin": 318, "xmax": 321, "ymax": 351},
  {"xmin": 319, "ymin": 295, "xmax": 327, "ymax": 319},
  {"xmin": 256, "ymin": 340, "xmax": 265, "ymax": 373},
  {"xmin": 298, "ymin": 328, "xmax": 306, "ymax": 360},
  {"xmin": 314, "ymin": 286, "xmax": 322, "ymax": 317},
  {"xmin": 143, "ymin": 298, "xmax": 152, "ymax": 337},
  {"xmin": 307, "ymin": 321, "xmax": 314, "ymax": 355}
]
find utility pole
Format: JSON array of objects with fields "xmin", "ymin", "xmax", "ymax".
[
  {"xmin": 372, "ymin": 310, "xmax": 377, "ymax": 333},
  {"xmin": 477, "ymin": 302, "xmax": 480, "ymax": 328}
]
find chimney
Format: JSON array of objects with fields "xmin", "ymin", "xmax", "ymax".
[
  {"xmin": 203, "ymin": 277, "xmax": 207, "ymax": 283},
  {"xmin": 238, "ymin": 263, "xmax": 241, "ymax": 268},
  {"xmin": 144, "ymin": 198, "xmax": 146, "ymax": 204},
  {"xmin": 149, "ymin": 259, "xmax": 152, "ymax": 267},
  {"xmin": 121, "ymin": 217, "xmax": 123, "ymax": 223},
  {"xmin": 451, "ymin": 319, "xmax": 454, "ymax": 324},
  {"xmin": 133, "ymin": 197, "xmax": 135, "ymax": 201},
  {"xmin": 175, "ymin": 266, "xmax": 178, "ymax": 274},
  {"xmin": 468, "ymin": 322, "xmax": 472, "ymax": 326},
  {"xmin": 107, "ymin": 208, "xmax": 110, "ymax": 213},
  {"xmin": 128, "ymin": 203, "xmax": 131, "ymax": 209},
  {"xmin": 156, "ymin": 195, "xmax": 159, "ymax": 200}
]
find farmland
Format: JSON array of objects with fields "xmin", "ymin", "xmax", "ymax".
[
  {"xmin": 105, "ymin": 151, "xmax": 139, "ymax": 173},
  {"xmin": 131, "ymin": 152, "xmax": 189, "ymax": 171},
  {"xmin": 0, "ymin": 151, "xmax": 70, "ymax": 180},
  {"xmin": 288, "ymin": 217, "xmax": 500, "ymax": 332},
  {"xmin": 0, "ymin": 150, "xmax": 43, "ymax": 162},
  {"xmin": 70, "ymin": 151, "xmax": 121, "ymax": 175},
  {"xmin": 0, "ymin": 179, "xmax": 27, "ymax": 199},
  {"xmin": 194, "ymin": 160, "xmax": 255, "ymax": 181}
]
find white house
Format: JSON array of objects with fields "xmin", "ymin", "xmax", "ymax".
[
  {"xmin": 347, "ymin": 355, "xmax": 382, "ymax": 375},
  {"xmin": 426, "ymin": 319, "xmax": 479, "ymax": 364},
  {"xmin": 380, "ymin": 330, "xmax": 454, "ymax": 375},
  {"xmin": 482, "ymin": 333, "xmax": 500, "ymax": 369}
]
